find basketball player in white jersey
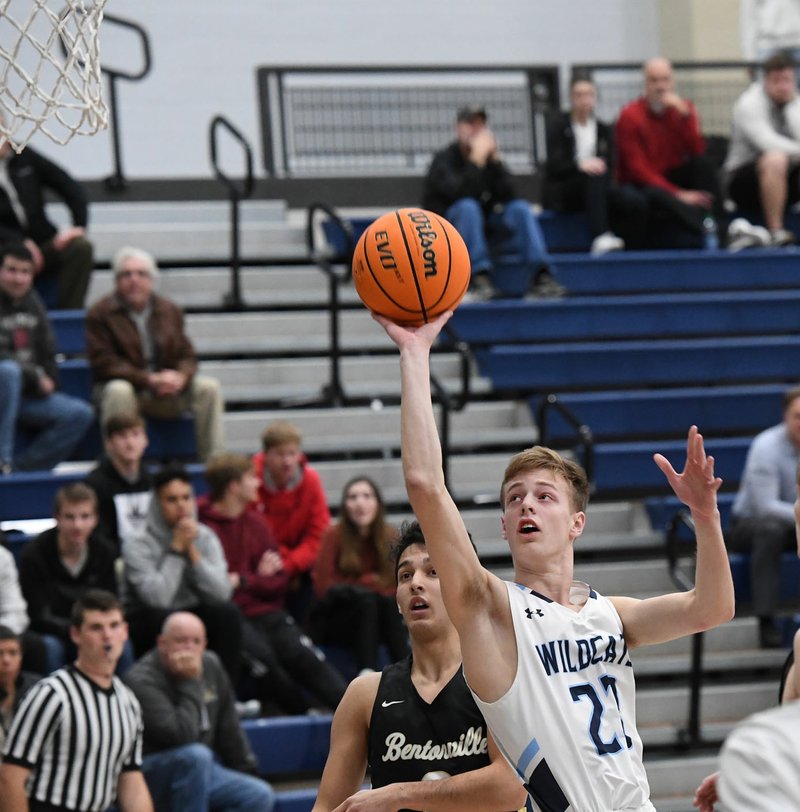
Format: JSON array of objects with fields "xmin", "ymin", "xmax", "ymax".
[
  {"xmin": 378, "ymin": 311, "xmax": 735, "ymax": 812},
  {"xmin": 312, "ymin": 522, "xmax": 528, "ymax": 812}
]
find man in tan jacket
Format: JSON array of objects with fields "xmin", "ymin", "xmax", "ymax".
[{"xmin": 85, "ymin": 246, "xmax": 224, "ymax": 461}]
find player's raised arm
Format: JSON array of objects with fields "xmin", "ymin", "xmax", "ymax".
[
  {"xmin": 375, "ymin": 313, "xmax": 498, "ymax": 625},
  {"xmin": 612, "ymin": 426, "xmax": 735, "ymax": 648}
]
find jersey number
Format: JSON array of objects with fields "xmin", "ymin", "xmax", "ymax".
[{"xmin": 570, "ymin": 675, "xmax": 633, "ymax": 756}]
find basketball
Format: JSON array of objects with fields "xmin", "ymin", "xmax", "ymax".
[{"xmin": 351, "ymin": 208, "xmax": 471, "ymax": 325}]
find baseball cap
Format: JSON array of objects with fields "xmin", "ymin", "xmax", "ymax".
[{"xmin": 456, "ymin": 104, "xmax": 488, "ymax": 123}]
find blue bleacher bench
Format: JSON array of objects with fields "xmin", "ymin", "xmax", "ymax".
[{"xmin": 243, "ymin": 715, "xmax": 331, "ymax": 777}]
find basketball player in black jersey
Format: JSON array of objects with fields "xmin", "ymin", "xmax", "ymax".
[{"xmin": 312, "ymin": 522, "xmax": 527, "ymax": 812}]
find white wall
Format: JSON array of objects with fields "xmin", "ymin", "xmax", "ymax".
[{"xmin": 23, "ymin": 0, "xmax": 660, "ymax": 180}]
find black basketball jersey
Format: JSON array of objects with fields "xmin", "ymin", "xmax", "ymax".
[{"xmin": 367, "ymin": 655, "xmax": 491, "ymax": 791}]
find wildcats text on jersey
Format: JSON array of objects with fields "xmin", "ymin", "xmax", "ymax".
[{"xmin": 534, "ymin": 633, "xmax": 632, "ymax": 677}]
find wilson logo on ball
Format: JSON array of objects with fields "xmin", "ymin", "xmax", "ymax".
[{"xmin": 353, "ymin": 208, "xmax": 471, "ymax": 326}]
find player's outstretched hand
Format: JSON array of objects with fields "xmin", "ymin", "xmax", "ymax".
[
  {"xmin": 692, "ymin": 771, "xmax": 719, "ymax": 812},
  {"xmin": 373, "ymin": 311, "xmax": 453, "ymax": 352},
  {"xmin": 653, "ymin": 426, "xmax": 722, "ymax": 519}
]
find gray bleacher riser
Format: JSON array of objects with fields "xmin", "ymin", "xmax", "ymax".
[
  {"xmin": 185, "ymin": 310, "xmax": 392, "ymax": 354},
  {"xmin": 201, "ymin": 354, "xmax": 488, "ymax": 401},
  {"xmin": 639, "ymin": 616, "xmax": 764, "ymax": 656},
  {"xmin": 86, "ymin": 266, "xmax": 362, "ymax": 310},
  {"xmin": 221, "ymin": 401, "xmax": 534, "ymax": 454},
  {"xmin": 310, "ymin": 454, "xmax": 511, "ymax": 506},
  {"xmin": 635, "ymin": 648, "xmax": 788, "ymax": 677},
  {"xmin": 636, "ymin": 682, "xmax": 776, "ymax": 728}
]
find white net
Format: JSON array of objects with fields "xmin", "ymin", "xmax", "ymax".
[{"xmin": 0, "ymin": 0, "xmax": 109, "ymax": 153}]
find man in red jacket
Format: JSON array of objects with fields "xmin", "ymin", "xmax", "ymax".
[
  {"xmin": 198, "ymin": 452, "xmax": 345, "ymax": 714},
  {"xmin": 615, "ymin": 57, "xmax": 728, "ymax": 247},
  {"xmin": 251, "ymin": 421, "xmax": 331, "ymax": 624}
]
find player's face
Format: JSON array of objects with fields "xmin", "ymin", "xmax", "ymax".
[
  {"xmin": 765, "ymin": 68, "xmax": 797, "ymax": 106},
  {"xmin": 501, "ymin": 469, "xmax": 585, "ymax": 556},
  {"xmin": 395, "ymin": 543, "xmax": 448, "ymax": 635},
  {"xmin": 785, "ymin": 396, "xmax": 800, "ymax": 448},
  {"xmin": 157, "ymin": 479, "xmax": 195, "ymax": 526},
  {"xmin": 56, "ymin": 500, "xmax": 98, "ymax": 551},
  {"xmin": 0, "ymin": 639, "xmax": 22, "ymax": 685},
  {"xmin": 263, "ymin": 442, "xmax": 302, "ymax": 489},
  {"xmin": 115, "ymin": 260, "xmax": 154, "ymax": 312},
  {"xmin": 0, "ymin": 255, "xmax": 35, "ymax": 300},
  {"xmin": 344, "ymin": 479, "xmax": 379, "ymax": 531},
  {"xmin": 106, "ymin": 426, "xmax": 148, "ymax": 468},
  {"xmin": 71, "ymin": 608, "xmax": 128, "ymax": 666}
]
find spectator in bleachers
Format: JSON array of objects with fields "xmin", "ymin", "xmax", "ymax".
[
  {"xmin": 724, "ymin": 51, "xmax": 800, "ymax": 247},
  {"xmin": 309, "ymin": 477, "xmax": 409, "ymax": 675},
  {"xmin": 0, "ymin": 625, "xmax": 40, "ymax": 756},
  {"xmin": 422, "ymin": 104, "xmax": 565, "ymax": 301},
  {"xmin": 252, "ymin": 421, "xmax": 331, "ymax": 624},
  {"xmin": 86, "ymin": 246, "xmax": 224, "ymax": 463},
  {"xmin": 616, "ymin": 58, "xmax": 734, "ymax": 248},
  {"xmin": 18, "ymin": 483, "xmax": 121, "ymax": 672},
  {"xmin": 727, "ymin": 385, "xmax": 800, "ymax": 648},
  {"xmin": 198, "ymin": 453, "xmax": 347, "ymax": 715},
  {"xmin": 124, "ymin": 612, "xmax": 275, "ymax": 812},
  {"xmin": 544, "ymin": 74, "xmax": 647, "ymax": 253},
  {"xmin": 85, "ymin": 412, "xmax": 152, "ymax": 554},
  {"xmin": 123, "ymin": 465, "xmax": 243, "ymax": 683},
  {"xmin": 312, "ymin": 521, "xmax": 527, "ymax": 812},
  {"xmin": 0, "ymin": 242, "xmax": 93, "ymax": 473},
  {"xmin": 0, "ymin": 119, "xmax": 94, "ymax": 310},
  {"xmin": 0, "ymin": 541, "xmax": 48, "ymax": 675}
]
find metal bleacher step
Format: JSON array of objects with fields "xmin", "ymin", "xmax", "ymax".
[
  {"xmin": 85, "ymin": 265, "xmax": 363, "ymax": 310},
  {"xmin": 185, "ymin": 309, "xmax": 394, "ymax": 356},
  {"xmin": 222, "ymin": 400, "xmax": 535, "ymax": 456},
  {"xmin": 51, "ymin": 199, "xmax": 309, "ymax": 264},
  {"xmin": 201, "ymin": 353, "xmax": 491, "ymax": 406},
  {"xmin": 645, "ymin": 754, "xmax": 718, "ymax": 812}
]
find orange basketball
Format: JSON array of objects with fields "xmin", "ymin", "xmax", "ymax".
[{"xmin": 351, "ymin": 208, "xmax": 471, "ymax": 325}]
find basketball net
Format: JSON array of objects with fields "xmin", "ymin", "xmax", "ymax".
[{"xmin": 0, "ymin": 0, "xmax": 109, "ymax": 153}]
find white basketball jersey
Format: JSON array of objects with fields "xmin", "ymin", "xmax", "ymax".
[{"xmin": 470, "ymin": 581, "xmax": 655, "ymax": 812}]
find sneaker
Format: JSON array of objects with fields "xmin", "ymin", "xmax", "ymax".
[
  {"xmin": 726, "ymin": 217, "xmax": 770, "ymax": 251},
  {"xmin": 769, "ymin": 228, "xmax": 796, "ymax": 247},
  {"xmin": 463, "ymin": 270, "xmax": 497, "ymax": 303},
  {"xmin": 526, "ymin": 270, "xmax": 567, "ymax": 300},
  {"xmin": 590, "ymin": 231, "xmax": 625, "ymax": 256},
  {"xmin": 0, "ymin": 461, "xmax": 11, "ymax": 475}
]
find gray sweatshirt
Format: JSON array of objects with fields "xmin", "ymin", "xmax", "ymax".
[{"xmin": 122, "ymin": 493, "xmax": 232, "ymax": 612}]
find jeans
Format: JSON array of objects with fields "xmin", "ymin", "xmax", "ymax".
[
  {"xmin": 445, "ymin": 197, "xmax": 551, "ymax": 278},
  {"xmin": 142, "ymin": 743, "xmax": 275, "ymax": 812},
  {"xmin": 0, "ymin": 359, "xmax": 94, "ymax": 470}
]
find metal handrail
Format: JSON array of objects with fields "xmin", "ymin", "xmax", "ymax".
[
  {"xmin": 307, "ymin": 202, "xmax": 355, "ymax": 267},
  {"xmin": 209, "ymin": 115, "xmax": 255, "ymax": 311},
  {"xmin": 665, "ymin": 509, "xmax": 706, "ymax": 749},
  {"xmin": 59, "ymin": 12, "xmax": 153, "ymax": 190},
  {"xmin": 536, "ymin": 393, "xmax": 595, "ymax": 487}
]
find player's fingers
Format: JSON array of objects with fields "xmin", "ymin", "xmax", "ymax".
[{"xmin": 653, "ymin": 453, "xmax": 676, "ymax": 478}]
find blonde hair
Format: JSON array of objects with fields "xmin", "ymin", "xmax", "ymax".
[{"xmin": 500, "ymin": 446, "xmax": 589, "ymax": 513}]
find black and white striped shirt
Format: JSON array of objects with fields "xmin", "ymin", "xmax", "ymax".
[{"xmin": 1, "ymin": 665, "xmax": 143, "ymax": 812}]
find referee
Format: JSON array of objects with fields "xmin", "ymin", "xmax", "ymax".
[{"xmin": 0, "ymin": 590, "xmax": 153, "ymax": 812}]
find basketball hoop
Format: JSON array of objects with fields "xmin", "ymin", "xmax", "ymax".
[{"xmin": 0, "ymin": 0, "xmax": 109, "ymax": 153}]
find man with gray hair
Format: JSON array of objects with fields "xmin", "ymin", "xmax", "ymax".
[{"xmin": 85, "ymin": 246, "xmax": 224, "ymax": 462}]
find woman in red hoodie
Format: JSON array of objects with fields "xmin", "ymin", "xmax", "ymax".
[{"xmin": 310, "ymin": 477, "xmax": 409, "ymax": 675}]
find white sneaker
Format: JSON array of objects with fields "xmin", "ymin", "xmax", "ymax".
[
  {"xmin": 726, "ymin": 218, "xmax": 770, "ymax": 251},
  {"xmin": 590, "ymin": 231, "xmax": 626, "ymax": 256},
  {"xmin": 769, "ymin": 228, "xmax": 795, "ymax": 247}
]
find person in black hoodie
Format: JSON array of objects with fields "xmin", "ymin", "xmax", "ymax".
[
  {"xmin": 544, "ymin": 74, "xmax": 647, "ymax": 253},
  {"xmin": 18, "ymin": 482, "xmax": 120, "ymax": 670},
  {"xmin": 0, "ymin": 243, "xmax": 93, "ymax": 472},
  {"xmin": 85, "ymin": 411, "xmax": 152, "ymax": 554}
]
